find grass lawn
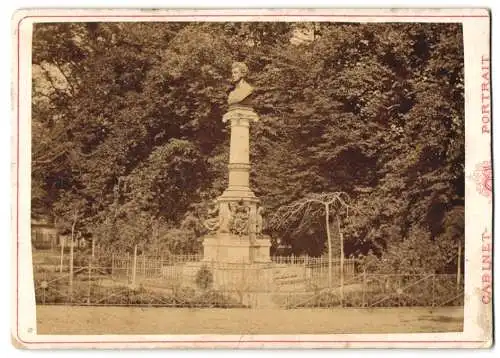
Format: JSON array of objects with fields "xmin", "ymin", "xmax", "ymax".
[{"xmin": 36, "ymin": 305, "xmax": 463, "ymax": 335}]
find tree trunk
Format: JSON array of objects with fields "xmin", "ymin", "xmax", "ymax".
[{"xmin": 325, "ymin": 204, "xmax": 332, "ymax": 289}]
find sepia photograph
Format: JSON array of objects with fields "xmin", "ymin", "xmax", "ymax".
[{"xmin": 11, "ymin": 8, "xmax": 492, "ymax": 349}]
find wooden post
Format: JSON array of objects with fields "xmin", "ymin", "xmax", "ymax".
[
  {"xmin": 87, "ymin": 254, "xmax": 92, "ymax": 304},
  {"xmin": 69, "ymin": 209, "xmax": 77, "ymax": 302},
  {"xmin": 142, "ymin": 254, "xmax": 146, "ymax": 277},
  {"xmin": 325, "ymin": 204, "xmax": 332, "ymax": 289},
  {"xmin": 303, "ymin": 255, "xmax": 307, "ymax": 280},
  {"xmin": 432, "ymin": 274, "xmax": 436, "ymax": 307},
  {"xmin": 91, "ymin": 238, "xmax": 95, "ymax": 258},
  {"xmin": 69, "ymin": 237, "xmax": 74, "ymax": 301},
  {"xmin": 126, "ymin": 253, "xmax": 130, "ymax": 282},
  {"xmin": 131, "ymin": 244, "xmax": 138, "ymax": 287},
  {"xmin": 457, "ymin": 240, "xmax": 462, "ymax": 290},
  {"xmin": 362, "ymin": 269, "xmax": 366, "ymax": 307},
  {"xmin": 59, "ymin": 236, "xmax": 65, "ymax": 273},
  {"xmin": 337, "ymin": 215, "xmax": 344, "ymax": 305},
  {"xmin": 42, "ymin": 271, "xmax": 47, "ymax": 304},
  {"xmin": 111, "ymin": 253, "xmax": 115, "ymax": 278}
]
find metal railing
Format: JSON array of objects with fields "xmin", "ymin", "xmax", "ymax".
[{"xmin": 33, "ymin": 251, "xmax": 463, "ymax": 308}]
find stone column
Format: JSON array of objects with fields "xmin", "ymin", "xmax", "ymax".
[{"xmin": 219, "ymin": 106, "xmax": 259, "ymax": 201}]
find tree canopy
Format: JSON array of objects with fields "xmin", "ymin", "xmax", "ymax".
[{"xmin": 32, "ymin": 22, "xmax": 464, "ymax": 273}]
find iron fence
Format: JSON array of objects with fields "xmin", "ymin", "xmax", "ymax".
[
  {"xmin": 283, "ymin": 273, "xmax": 464, "ymax": 308},
  {"xmin": 33, "ymin": 251, "xmax": 463, "ymax": 308}
]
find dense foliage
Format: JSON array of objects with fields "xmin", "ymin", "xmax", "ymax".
[{"xmin": 32, "ymin": 22, "xmax": 464, "ymax": 274}]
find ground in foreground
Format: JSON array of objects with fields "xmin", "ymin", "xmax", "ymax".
[{"xmin": 36, "ymin": 305, "xmax": 463, "ymax": 335}]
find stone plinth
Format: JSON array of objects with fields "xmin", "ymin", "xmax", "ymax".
[
  {"xmin": 181, "ymin": 260, "xmax": 276, "ymax": 308},
  {"xmin": 251, "ymin": 236, "xmax": 272, "ymax": 263},
  {"xmin": 202, "ymin": 233, "xmax": 271, "ymax": 264},
  {"xmin": 210, "ymin": 262, "xmax": 276, "ymax": 308}
]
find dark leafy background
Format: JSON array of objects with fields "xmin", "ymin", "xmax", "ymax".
[{"xmin": 31, "ymin": 22, "xmax": 464, "ymax": 274}]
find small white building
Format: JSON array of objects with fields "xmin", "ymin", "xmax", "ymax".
[{"xmin": 31, "ymin": 217, "xmax": 59, "ymax": 250}]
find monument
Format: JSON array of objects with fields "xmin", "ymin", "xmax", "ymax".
[
  {"xmin": 202, "ymin": 62, "xmax": 272, "ymax": 264},
  {"xmin": 182, "ymin": 62, "xmax": 276, "ymax": 307}
]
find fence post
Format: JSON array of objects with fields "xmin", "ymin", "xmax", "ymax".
[
  {"xmin": 69, "ymin": 235, "xmax": 74, "ymax": 303},
  {"xmin": 131, "ymin": 244, "xmax": 138, "ymax": 287},
  {"xmin": 87, "ymin": 254, "xmax": 92, "ymax": 305},
  {"xmin": 456, "ymin": 241, "xmax": 462, "ymax": 291},
  {"xmin": 340, "ymin": 231, "xmax": 345, "ymax": 306},
  {"xmin": 59, "ymin": 236, "xmax": 65, "ymax": 273},
  {"xmin": 42, "ymin": 271, "xmax": 47, "ymax": 304},
  {"xmin": 397, "ymin": 277, "xmax": 401, "ymax": 307},
  {"xmin": 111, "ymin": 253, "xmax": 115, "ymax": 278},
  {"xmin": 362, "ymin": 269, "xmax": 366, "ymax": 307},
  {"xmin": 126, "ymin": 253, "xmax": 130, "ymax": 283},
  {"xmin": 142, "ymin": 254, "xmax": 146, "ymax": 277},
  {"xmin": 432, "ymin": 274, "xmax": 436, "ymax": 307},
  {"xmin": 303, "ymin": 255, "xmax": 307, "ymax": 280}
]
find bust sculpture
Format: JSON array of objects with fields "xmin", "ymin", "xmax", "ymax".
[{"xmin": 227, "ymin": 62, "xmax": 254, "ymax": 107}]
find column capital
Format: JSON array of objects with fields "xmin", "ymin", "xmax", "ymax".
[{"xmin": 223, "ymin": 106, "xmax": 259, "ymax": 124}]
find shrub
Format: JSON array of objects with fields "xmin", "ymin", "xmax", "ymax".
[{"xmin": 195, "ymin": 265, "xmax": 213, "ymax": 290}]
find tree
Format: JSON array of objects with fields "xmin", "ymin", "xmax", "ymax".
[
  {"xmin": 31, "ymin": 22, "xmax": 464, "ymax": 267},
  {"xmin": 270, "ymin": 192, "xmax": 354, "ymax": 294}
]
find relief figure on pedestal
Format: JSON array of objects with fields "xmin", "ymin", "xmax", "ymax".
[
  {"xmin": 256, "ymin": 206, "xmax": 264, "ymax": 236},
  {"xmin": 218, "ymin": 201, "xmax": 231, "ymax": 233},
  {"xmin": 203, "ymin": 200, "xmax": 233, "ymax": 234},
  {"xmin": 229, "ymin": 200, "xmax": 250, "ymax": 236},
  {"xmin": 203, "ymin": 199, "xmax": 220, "ymax": 233}
]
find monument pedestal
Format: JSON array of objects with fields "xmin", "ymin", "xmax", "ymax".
[
  {"xmin": 200, "ymin": 233, "xmax": 273, "ymax": 308},
  {"xmin": 202, "ymin": 233, "xmax": 272, "ymax": 264},
  {"xmin": 197, "ymin": 99, "xmax": 276, "ymax": 307}
]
